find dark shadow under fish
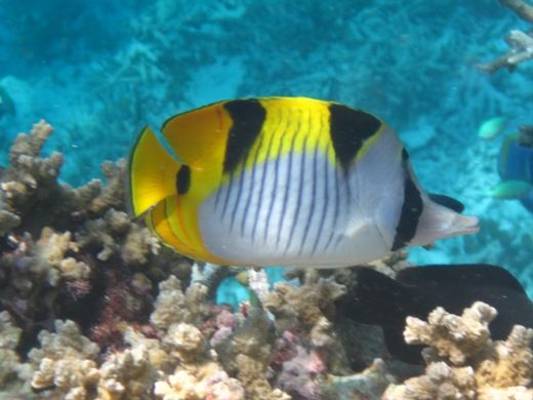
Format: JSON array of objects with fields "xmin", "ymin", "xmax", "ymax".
[{"xmin": 335, "ymin": 264, "xmax": 533, "ymax": 364}]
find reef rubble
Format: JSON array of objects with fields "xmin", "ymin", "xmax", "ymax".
[{"xmin": 0, "ymin": 121, "xmax": 531, "ymax": 399}]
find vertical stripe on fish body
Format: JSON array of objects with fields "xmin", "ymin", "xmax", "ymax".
[{"xmin": 128, "ymin": 97, "xmax": 479, "ymax": 267}]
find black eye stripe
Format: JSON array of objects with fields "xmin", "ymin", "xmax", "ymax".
[{"xmin": 176, "ymin": 165, "xmax": 191, "ymax": 195}]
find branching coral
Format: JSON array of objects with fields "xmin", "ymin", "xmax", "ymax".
[
  {"xmin": 264, "ymin": 273, "xmax": 345, "ymax": 331},
  {"xmin": 154, "ymin": 322, "xmax": 247, "ymax": 400},
  {"xmin": 1, "ymin": 120, "xmax": 531, "ymax": 400},
  {"xmin": 0, "ymin": 121, "xmax": 191, "ymax": 354},
  {"xmin": 150, "ymin": 276, "xmax": 211, "ymax": 331},
  {"xmin": 0, "ymin": 311, "xmax": 32, "ymax": 395},
  {"xmin": 479, "ymin": 0, "xmax": 533, "ymax": 72},
  {"xmin": 29, "ymin": 319, "xmax": 100, "ymax": 398},
  {"xmin": 383, "ymin": 302, "xmax": 533, "ymax": 399}
]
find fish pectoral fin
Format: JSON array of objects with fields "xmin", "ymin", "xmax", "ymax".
[
  {"xmin": 429, "ymin": 193, "xmax": 465, "ymax": 213},
  {"xmin": 343, "ymin": 219, "xmax": 373, "ymax": 239},
  {"xmin": 128, "ymin": 126, "xmax": 181, "ymax": 217}
]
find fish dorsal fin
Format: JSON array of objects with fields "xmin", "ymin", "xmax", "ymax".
[
  {"xmin": 428, "ymin": 193, "xmax": 465, "ymax": 213},
  {"xmin": 160, "ymin": 101, "xmax": 233, "ymax": 171},
  {"xmin": 128, "ymin": 126, "xmax": 181, "ymax": 217}
]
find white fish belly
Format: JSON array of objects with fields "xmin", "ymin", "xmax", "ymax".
[{"xmin": 199, "ymin": 147, "xmax": 390, "ymax": 267}]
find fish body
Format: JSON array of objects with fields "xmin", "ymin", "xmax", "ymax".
[
  {"xmin": 496, "ymin": 133, "xmax": 533, "ymax": 211},
  {"xmin": 489, "ymin": 180, "xmax": 532, "ymax": 199},
  {"xmin": 128, "ymin": 97, "xmax": 478, "ymax": 267},
  {"xmin": 478, "ymin": 116, "xmax": 506, "ymax": 140}
]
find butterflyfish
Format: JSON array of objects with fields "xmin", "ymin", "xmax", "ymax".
[{"xmin": 128, "ymin": 97, "xmax": 479, "ymax": 267}]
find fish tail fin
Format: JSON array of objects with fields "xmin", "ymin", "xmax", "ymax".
[
  {"xmin": 412, "ymin": 197, "xmax": 479, "ymax": 246},
  {"xmin": 128, "ymin": 126, "xmax": 181, "ymax": 217}
]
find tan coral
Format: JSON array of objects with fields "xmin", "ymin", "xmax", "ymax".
[
  {"xmin": 34, "ymin": 227, "xmax": 90, "ymax": 285},
  {"xmin": 123, "ymin": 327, "xmax": 175, "ymax": 373},
  {"xmin": 475, "ymin": 325, "xmax": 533, "ymax": 390},
  {"xmin": 150, "ymin": 276, "xmax": 209, "ymax": 331},
  {"xmin": 120, "ymin": 222, "xmax": 160, "ymax": 265},
  {"xmin": 383, "ymin": 361, "xmax": 477, "ymax": 400},
  {"xmin": 97, "ymin": 346, "xmax": 157, "ymax": 400},
  {"xmin": 87, "ymin": 160, "xmax": 127, "ymax": 215},
  {"xmin": 75, "ymin": 208, "xmax": 160, "ymax": 265},
  {"xmin": 28, "ymin": 320, "xmax": 101, "ymax": 399},
  {"xmin": 0, "ymin": 311, "xmax": 32, "ymax": 391},
  {"xmin": 154, "ymin": 323, "xmax": 246, "ymax": 400},
  {"xmin": 404, "ymin": 302, "xmax": 497, "ymax": 365},
  {"xmin": 154, "ymin": 365, "xmax": 245, "ymax": 400},
  {"xmin": 384, "ymin": 302, "xmax": 533, "ymax": 399},
  {"xmin": 163, "ymin": 323, "xmax": 206, "ymax": 363},
  {"xmin": 235, "ymin": 354, "xmax": 290, "ymax": 400},
  {"xmin": 264, "ymin": 277, "xmax": 345, "ymax": 330}
]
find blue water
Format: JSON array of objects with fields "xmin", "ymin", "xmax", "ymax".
[{"xmin": 0, "ymin": 1, "xmax": 531, "ymax": 294}]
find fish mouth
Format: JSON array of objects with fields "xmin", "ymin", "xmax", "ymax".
[{"xmin": 453, "ymin": 214, "xmax": 480, "ymax": 236}]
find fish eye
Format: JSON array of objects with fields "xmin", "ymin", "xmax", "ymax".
[{"xmin": 176, "ymin": 165, "xmax": 191, "ymax": 195}]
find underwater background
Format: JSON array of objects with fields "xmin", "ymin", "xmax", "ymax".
[
  {"xmin": 1, "ymin": 0, "xmax": 531, "ymax": 293},
  {"xmin": 0, "ymin": 1, "xmax": 532, "ymax": 399}
]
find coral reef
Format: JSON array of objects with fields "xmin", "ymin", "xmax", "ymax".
[
  {"xmin": 1, "ymin": 0, "xmax": 532, "ymax": 397},
  {"xmin": 1, "ymin": 121, "xmax": 531, "ymax": 400},
  {"xmin": 383, "ymin": 302, "xmax": 533, "ymax": 399},
  {"xmin": 0, "ymin": 120, "xmax": 190, "ymax": 357}
]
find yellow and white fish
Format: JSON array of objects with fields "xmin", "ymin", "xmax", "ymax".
[{"xmin": 128, "ymin": 97, "xmax": 479, "ymax": 268}]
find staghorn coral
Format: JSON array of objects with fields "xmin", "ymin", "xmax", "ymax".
[
  {"xmin": 383, "ymin": 302, "xmax": 533, "ymax": 399},
  {"xmin": 478, "ymin": 0, "xmax": 533, "ymax": 73}
]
